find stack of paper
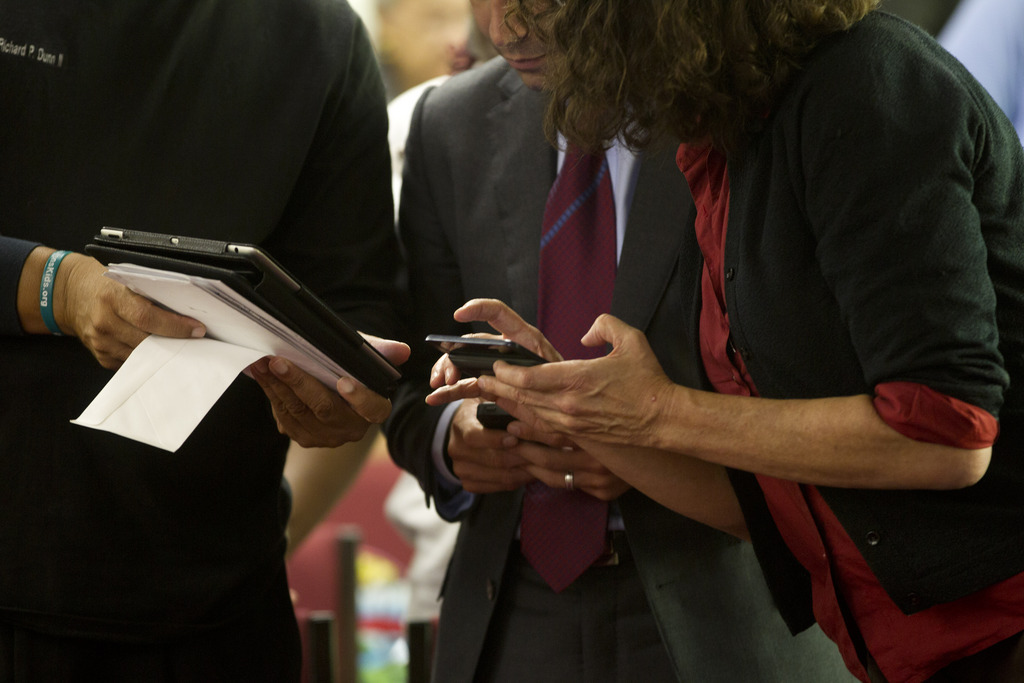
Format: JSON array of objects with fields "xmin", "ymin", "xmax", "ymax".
[{"xmin": 73, "ymin": 264, "xmax": 348, "ymax": 451}]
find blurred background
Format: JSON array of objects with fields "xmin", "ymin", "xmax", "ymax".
[{"xmin": 882, "ymin": 0, "xmax": 961, "ymax": 34}]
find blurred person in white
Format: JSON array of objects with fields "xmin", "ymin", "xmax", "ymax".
[
  {"xmin": 377, "ymin": 0, "xmax": 472, "ymax": 99},
  {"xmin": 940, "ymin": 0, "xmax": 1024, "ymax": 143}
]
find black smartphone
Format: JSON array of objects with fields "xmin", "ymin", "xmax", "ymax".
[
  {"xmin": 425, "ymin": 334, "xmax": 546, "ymax": 377},
  {"xmin": 477, "ymin": 402, "xmax": 516, "ymax": 430}
]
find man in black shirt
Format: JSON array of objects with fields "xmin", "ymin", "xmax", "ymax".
[{"xmin": 0, "ymin": 1, "xmax": 402, "ymax": 679}]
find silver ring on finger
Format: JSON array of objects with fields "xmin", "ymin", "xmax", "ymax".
[{"xmin": 564, "ymin": 470, "xmax": 574, "ymax": 492}]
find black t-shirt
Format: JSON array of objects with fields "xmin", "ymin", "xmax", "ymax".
[{"xmin": 0, "ymin": 0, "xmax": 398, "ymax": 641}]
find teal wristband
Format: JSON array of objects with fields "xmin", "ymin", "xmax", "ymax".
[{"xmin": 39, "ymin": 250, "xmax": 70, "ymax": 336}]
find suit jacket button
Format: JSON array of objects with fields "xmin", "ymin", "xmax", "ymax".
[
  {"xmin": 865, "ymin": 531, "xmax": 881, "ymax": 546},
  {"xmin": 486, "ymin": 579, "xmax": 496, "ymax": 601}
]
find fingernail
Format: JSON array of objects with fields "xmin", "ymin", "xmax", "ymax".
[
  {"xmin": 337, "ymin": 378, "xmax": 355, "ymax": 394},
  {"xmin": 269, "ymin": 358, "xmax": 289, "ymax": 377},
  {"xmin": 501, "ymin": 435, "xmax": 518, "ymax": 448},
  {"xmin": 191, "ymin": 326, "xmax": 206, "ymax": 338}
]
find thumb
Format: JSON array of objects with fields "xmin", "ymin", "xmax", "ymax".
[
  {"xmin": 580, "ymin": 313, "xmax": 629, "ymax": 349},
  {"xmin": 363, "ymin": 334, "xmax": 411, "ymax": 366},
  {"xmin": 337, "ymin": 376, "xmax": 393, "ymax": 424}
]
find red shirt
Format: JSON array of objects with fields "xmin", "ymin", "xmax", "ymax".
[{"xmin": 678, "ymin": 142, "xmax": 1024, "ymax": 683}]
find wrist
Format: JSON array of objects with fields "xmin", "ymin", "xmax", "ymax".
[
  {"xmin": 16, "ymin": 247, "xmax": 54, "ymax": 334},
  {"xmin": 647, "ymin": 381, "xmax": 686, "ymax": 453},
  {"xmin": 39, "ymin": 250, "xmax": 71, "ymax": 335},
  {"xmin": 54, "ymin": 252, "xmax": 94, "ymax": 338},
  {"xmin": 432, "ymin": 400, "xmax": 464, "ymax": 487}
]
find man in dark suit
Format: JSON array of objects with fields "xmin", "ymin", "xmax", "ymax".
[{"xmin": 383, "ymin": 1, "xmax": 855, "ymax": 680}]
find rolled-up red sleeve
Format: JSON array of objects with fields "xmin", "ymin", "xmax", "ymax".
[{"xmin": 873, "ymin": 381, "xmax": 998, "ymax": 449}]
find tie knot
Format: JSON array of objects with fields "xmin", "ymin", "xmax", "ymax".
[{"xmin": 562, "ymin": 143, "xmax": 605, "ymax": 174}]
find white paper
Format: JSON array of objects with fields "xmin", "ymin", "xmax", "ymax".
[
  {"xmin": 73, "ymin": 336, "xmax": 265, "ymax": 452},
  {"xmin": 73, "ymin": 263, "xmax": 355, "ymax": 451},
  {"xmin": 103, "ymin": 264, "xmax": 347, "ymax": 386}
]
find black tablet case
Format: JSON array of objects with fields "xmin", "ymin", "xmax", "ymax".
[{"xmin": 86, "ymin": 228, "xmax": 400, "ymax": 397}]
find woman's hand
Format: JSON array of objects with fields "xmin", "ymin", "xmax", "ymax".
[
  {"xmin": 478, "ymin": 313, "xmax": 678, "ymax": 450},
  {"xmin": 512, "ymin": 438, "xmax": 632, "ymax": 502},
  {"xmin": 454, "ymin": 397, "xmax": 629, "ymax": 500}
]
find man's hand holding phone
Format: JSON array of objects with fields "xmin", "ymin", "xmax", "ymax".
[
  {"xmin": 424, "ymin": 298, "xmax": 572, "ymax": 447},
  {"xmin": 425, "ymin": 334, "xmax": 547, "ymax": 377},
  {"xmin": 444, "ymin": 398, "xmax": 534, "ymax": 493},
  {"xmin": 428, "ymin": 299, "xmax": 629, "ymax": 501},
  {"xmin": 476, "ymin": 402, "xmax": 516, "ymax": 430},
  {"xmin": 425, "ymin": 298, "xmax": 559, "ymax": 407}
]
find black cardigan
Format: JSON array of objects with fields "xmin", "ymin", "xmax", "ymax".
[{"xmin": 681, "ymin": 12, "xmax": 1024, "ymax": 631}]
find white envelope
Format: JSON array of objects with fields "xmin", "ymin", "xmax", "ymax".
[{"xmin": 72, "ymin": 335, "xmax": 266, "ymax": 452}]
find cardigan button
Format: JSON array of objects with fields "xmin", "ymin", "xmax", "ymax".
[
  {"xmin": 725, "ymin": 267, "xmax": 736, "ymax": 281},
  {"xmin": 865, "ymin": 531, "xmax": 881, "ymax": 546}
]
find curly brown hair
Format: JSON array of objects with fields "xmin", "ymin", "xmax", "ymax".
[{"xmin": 509, "ymin": 0, "xmax": 879, "ymax": 153}]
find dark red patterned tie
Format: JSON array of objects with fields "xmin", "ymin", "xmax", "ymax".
[{"xmin": 520, "ymin": 145, "xmax": 615, "ymax": 593}]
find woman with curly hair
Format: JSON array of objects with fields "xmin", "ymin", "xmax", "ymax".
[{"xmin": 440, "ymin": 0, "xmax": 1024, "ymax": 680}]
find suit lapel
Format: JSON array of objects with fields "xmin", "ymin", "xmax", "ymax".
[
  {"xmin": 488, "ymin": 69, "xmax": 555, "ymax": 325},
  {"xmin": 611, "ymin": 145, "xmax": 691, "ymax": 331}
]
